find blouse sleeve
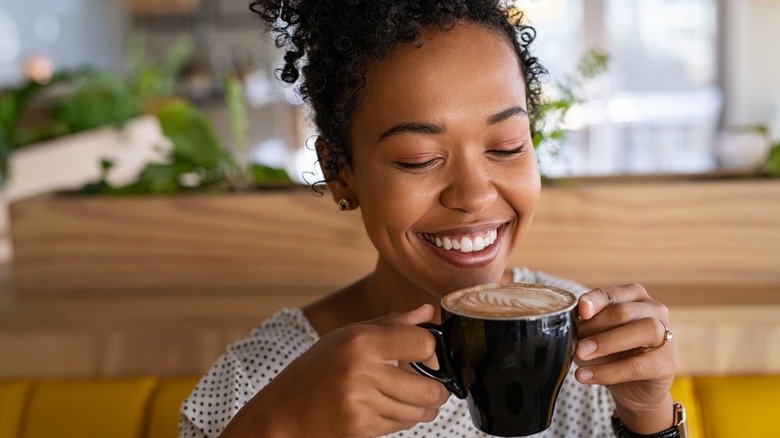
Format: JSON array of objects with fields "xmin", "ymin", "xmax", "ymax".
[
  {"xmin": 178, "ymin": 413, "xmax": 210, "ymax": 438},
  {"xmin": 178, "ymin": 350, "xmax": 257, "ymax": 438}
]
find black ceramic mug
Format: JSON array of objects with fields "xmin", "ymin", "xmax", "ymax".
[{"xmin": 411, "ymin": 283, "xmax": 578, "ymax": 437}]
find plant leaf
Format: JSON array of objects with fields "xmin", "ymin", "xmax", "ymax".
[
  {"xmin": 155, "ymin": 100, "xmax": 232, "ymax": 169},
  {"xmin": 250, "ymin": 164, "xmax": 290, "ymax": 184},
  {"xmin": 766, "ymin": 143, "xmax": 780, "ymax": 177}
]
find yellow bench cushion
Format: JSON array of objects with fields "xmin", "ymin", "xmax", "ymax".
[
  {"xmin": 147, "ymin": 377, "xmax": 199, "ymax": 438},
  {"xmin": 695, "ymin": 375, "xmax": 780, "ymax": 438},
  {"xmin": 670, "ymin": 376, "xmax": 703, "ymax": 438},
  {"xmin": 0, "ymin": 380, "xmax": 34, "ymax": 438},
  {"xmin": 20, "ymin": 377, "xmax": 157, "ymax": 438}
]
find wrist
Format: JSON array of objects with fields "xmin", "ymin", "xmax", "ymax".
[
  {"xmin": 614, "ymin": 394, "xmax": 674, "ymax": 435},
  {"xmin": 612, "ymin": 397, "xmax": 687, "ymax": 438}
]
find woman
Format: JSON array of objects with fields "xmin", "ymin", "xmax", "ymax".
[{"xmin": 180, "ymin": 1, "xmax": 678, "ymax": 437}]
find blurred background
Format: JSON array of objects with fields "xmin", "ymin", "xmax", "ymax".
[
  {"xmin": 0, "ymin": 3, "xmax": 778, "ymax": 436},
  {"xmin": 1, "ymin": 0, "xmax": 778, "ymax": 182},
  {"xmin": 1, "ymin": 0, "xmax": 779, "ymax": 268}
]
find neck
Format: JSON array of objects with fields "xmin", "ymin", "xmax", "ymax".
[
  {"xmin": 358, "ymin": 258, "xmax": 444, "ymax": 322},
  {"xmin": 303, "ymin": 257, "xmax": 443, "ymax": 335},
  {"xmin": 303, "ymin": 256, "xmax": 516, "ymax": 335}
]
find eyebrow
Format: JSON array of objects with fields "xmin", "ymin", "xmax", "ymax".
[
  {"xmin": 487, "ymin": 106, "xmax": 529, "ymax": 125},
  {"xmin": 377, "ymin": 105, "xmax": 529, "ymax": 143},
  {"xmin": 377, "ymin": 122, "xmax": 443, "ymax": 142}
]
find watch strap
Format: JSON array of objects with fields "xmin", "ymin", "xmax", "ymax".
[{"xmin": 611, "ymin": 401, "xmax": 687, "ymax": 438}]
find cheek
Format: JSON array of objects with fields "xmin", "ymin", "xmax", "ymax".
[
  {"xmin": 353, "ymin": 166, "xmax": 436, "ymax": 239},
  {"xmin": 498, "ymin": 157, "xmax": 542, "ymax": 217}
]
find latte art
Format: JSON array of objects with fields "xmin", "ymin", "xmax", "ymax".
[{"xmin": 442, "ymin": 283, "xmax": 576, "ymax": 318}]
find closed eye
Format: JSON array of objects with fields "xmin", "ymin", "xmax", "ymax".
[
  {"xmin": 489, "ymin": 144, "xmax": 526, "ymax": 157},
  {"xmin": 393, "ymin": 159, "xmax": 439, "ymax": 170}
]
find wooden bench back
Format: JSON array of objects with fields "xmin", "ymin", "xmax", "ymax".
[{"xmin": 11, "ymin": 179, "xmax": 780, "ymax": 304}]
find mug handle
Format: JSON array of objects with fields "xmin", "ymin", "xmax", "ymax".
[{"xmin": 410, "ymin": 323, "xmax": 467, "ymax": 399}]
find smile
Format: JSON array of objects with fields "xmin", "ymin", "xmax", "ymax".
[{"xmin": 421, "ymin": 228, "xmax": 499, "ymax": 253}]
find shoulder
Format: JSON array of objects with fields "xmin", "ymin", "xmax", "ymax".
[
  {"xmin": 236, "ymin": 307, "xmax": 320, "ymax": 352},
  {"xmin": 511, "ymin": 267, "xmax": 590, "ymax": 296},
  {"xmin": 180, "ymin": 308, "xmax": 319, "ymax": 437},
  {"xmin": 218, "ymin": 308, "xmax": 319, "ymax": 388}
]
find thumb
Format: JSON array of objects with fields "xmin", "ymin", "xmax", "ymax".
[{"xmin": 370, "ymin": 303, "xmax": 436, "ymax": 327}]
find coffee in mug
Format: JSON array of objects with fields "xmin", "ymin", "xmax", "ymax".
[{"xmin": 411, "ymin": 283, "xmax": 578, "ymax": 437}]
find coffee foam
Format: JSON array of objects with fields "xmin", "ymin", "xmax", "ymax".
[{"xmin": 442, "ymin": 283, "xmax": 576, "ymax": 318}]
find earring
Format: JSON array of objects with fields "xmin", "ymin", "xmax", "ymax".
[{"xmin": 338, "ymin": 198, "xmax": 351, "ymax": 211}]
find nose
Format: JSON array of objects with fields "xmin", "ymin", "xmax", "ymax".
[{"xmin": 439, "ymin": 160, "xmax": 497, "ymax": 214}]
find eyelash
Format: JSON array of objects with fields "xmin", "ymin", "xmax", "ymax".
[
  {"xmin": 394, "ymin": 160, "xmax": 438, "ymax": 170},
  {"xmin": 393, "ymin": 144, "xmax": 526, "ymax": 170},
  {"xmin": 490, "ymin": 144, "xmax": 526, "ymax": 157}
]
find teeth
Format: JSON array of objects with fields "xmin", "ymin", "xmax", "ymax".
[{"xmin": 424, "ymin": 228, "xmax": 499, "ymax": 253}]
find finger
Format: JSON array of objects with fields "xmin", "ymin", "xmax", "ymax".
[
  {"xmin": 357, "ymin": 381, "xmax": 440, "ymax": 431},
  {"xmin": 378, "ymin": 405, "xmax": 439, "ymax": 430},
  {"xmin": 373, "ymin": 394, "xmax": 441, "ymax": 427},
  {"xmin": 577, "ymin": 317, "xmax": 672, "ymax": 362},
  {"xmin": 578, "ymin": 284, "xmax": 651, "ymax": 320},
  {"xmin": 575, "ymin": 349, "xmax": 676, "ymax": 386},
  {"xmin": 361, "ymin": 325, "xmax": 437, "ymax": 363},
  {"xmin": 376, "ymin": 365, "xmax": 451, "ymax": 409},
  {"xmin": 361, "ymin": 412, "xmax": 428, "ymax": 438},
  {"xmin": 577, "ymin": 301, "xmax": 669, "ymax": 339},
  {"xmin": 370, "ymin": 304, "xmax": 436, "ymax": 327}
]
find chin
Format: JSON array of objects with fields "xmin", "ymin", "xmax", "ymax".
[{"xmin": 427, "ymin": 265, "xmax": 509, "ymax": 298}]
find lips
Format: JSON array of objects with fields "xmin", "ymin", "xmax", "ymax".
[
  {"xmin": 421, "ymin": 228, "xmax": 499, "ymax": 253},
  {"xmin": 418, "ymin": 224, "xmax": 506, "ymax": 269}
]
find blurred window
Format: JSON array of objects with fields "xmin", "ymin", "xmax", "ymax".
[{"xmin": 518, "ymin": 0, "xmax": 721, "ymax": 177}]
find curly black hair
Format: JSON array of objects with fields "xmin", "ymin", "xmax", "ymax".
[{"xmin": 249, "ymin": 0, "xmax": 547, "ymax": 187}]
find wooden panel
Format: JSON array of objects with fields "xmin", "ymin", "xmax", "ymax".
[
  {"xmin": 10, "ymin": 179, "xmax": 780, "ymax": 297},
  {"xmin": 10, "ymin": 190, "xmax": 375, "ymax": 296},
  {"xmin": 0, "ymin": 293, "xmax": 318, "ymax": 378},
  {"xmin": 672, "ymin": 305, "xmax": 780, "ymax": 375},
  {"xmin": 514, "ymin": 179, "xmax": 780, "ymax": 290},
  {"xmin": 2, "ymin": 294, "xmax": 778, "ymax": 377},
  {"xmin": 4, "ymin": 178, "xmax": 780, "ymax": 378}
]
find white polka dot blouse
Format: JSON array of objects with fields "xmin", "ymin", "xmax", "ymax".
[{"xmin": 179, "ymin": 268, "xmax": 616, "ymax": 437}]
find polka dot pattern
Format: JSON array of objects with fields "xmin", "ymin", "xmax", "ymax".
[{"xmin": 179, "ymin": 268, "xmax": 616, "ymax": 437}]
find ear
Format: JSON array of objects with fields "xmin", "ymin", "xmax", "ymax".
[{"xmin": 315, "ymin": 136, "xmax": 359, "ymax": 209}]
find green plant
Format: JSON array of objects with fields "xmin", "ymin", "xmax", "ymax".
[
  {"xmin": 0, "ymin": 34, "xmax": 191, "ymax": 189},
  {"xmin": 1, "ymin": 34, "xmax": 290, "ymax": 194},
  {"xmin": 532, "ymin": 49, "xmax": 609, "ymax": 157},
  {"xmin": 126, "ymin": 34, "xmax": 192, "ymax": 108},
  {"xmin": 764, "ymin": 142, "xmax": 780, "ymax": 177},
  {"xmin": 84, "ymin": 74, "xmax": 289, "ymax": 195},
  {"xmin": 0, "ymin": 75, "xmax": 71, "ymax": 186},
  {"xmin": 723, "ymin": 124, "xmax": 780, "ymax": 178}
]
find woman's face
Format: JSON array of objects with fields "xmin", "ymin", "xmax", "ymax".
[{"xmin": 338, "ymin": 22, "xmax": 541, "ymax": 298}]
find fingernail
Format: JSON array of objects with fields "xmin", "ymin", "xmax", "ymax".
[
  {"xmin": 578, "ymin": 297, "xmax": 593, "ymax": 319},
  {"xmin": 578, "ymin": 340, "xmax": 597, "ymax": 357},
  {"xmin": 578, "ymin": 368, "xmax": 594, "ymax": 382},
  {"xmin": 581, "ymin": 297, "xmax": 593, "ymax": 310}
]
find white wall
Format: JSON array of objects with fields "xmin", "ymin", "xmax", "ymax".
[
  {"xmin": 723, "ymin": 0, "xmax": 780, "ymax": 129},
  {"xmin": 0, "ymin": 0, "xmax": 125, "ymax": 87}
]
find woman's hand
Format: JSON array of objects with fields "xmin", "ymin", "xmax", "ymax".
[
  {"xmin": 220, "ymin": 304, "xmax": 450, "ymax": 438},
  {"xmin": 574, "ymin": 283, "xmax": 676, "ymax": 434}
]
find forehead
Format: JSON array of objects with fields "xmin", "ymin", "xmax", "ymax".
[{"xmin": 353, "ymin": 23, "xmax": 528, "ymax": 130}]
